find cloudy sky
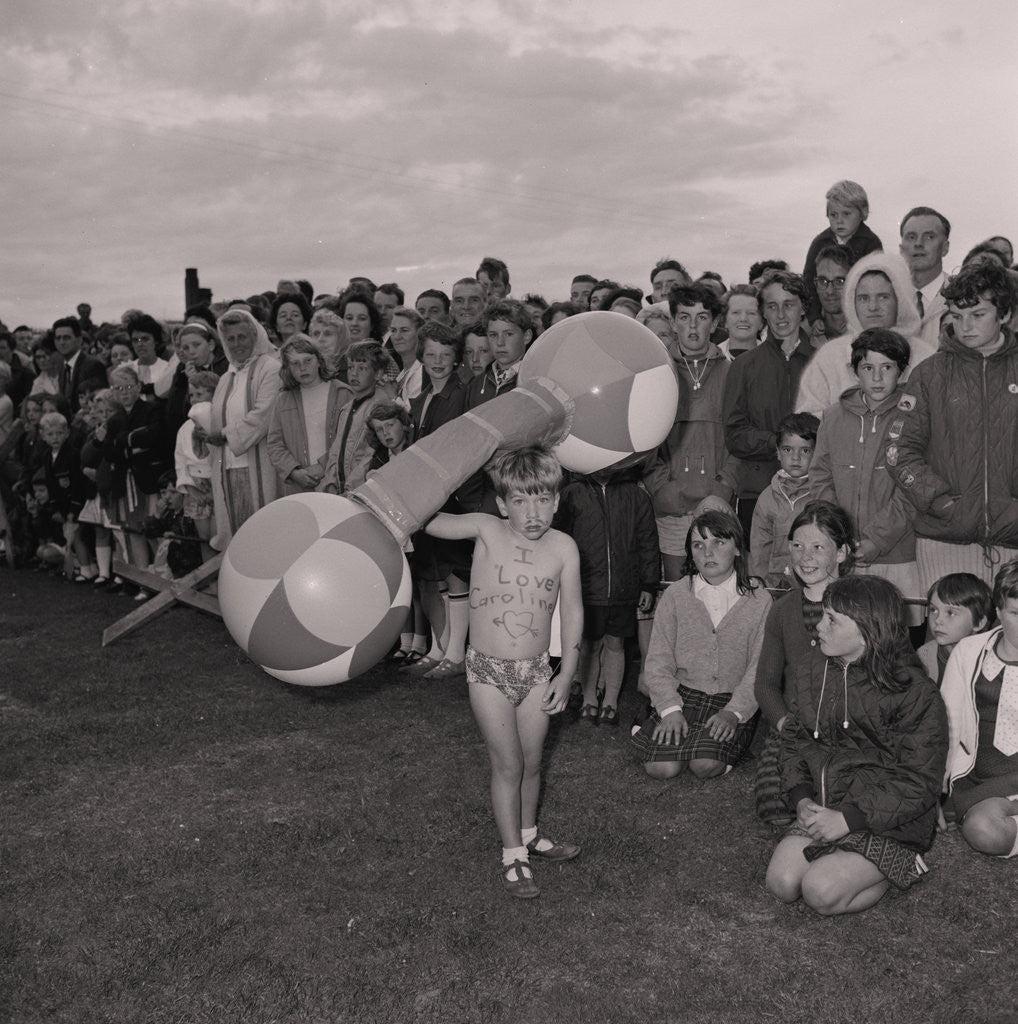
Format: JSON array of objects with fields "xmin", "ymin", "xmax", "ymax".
[{"xmin": 3, "ymin": 0, "xmax": 1015, "ymax": 329}]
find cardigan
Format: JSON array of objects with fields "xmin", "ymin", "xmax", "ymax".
[
  {"xmin": 644, "ymin": 575, "xmax": 772, "ymax": 723},
  {"xmin": 754, "ymin": 587, "xmax": 826, "ymax": 729}
]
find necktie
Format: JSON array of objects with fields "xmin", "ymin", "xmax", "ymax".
[
  {"xmin": 996, "ymin": 664, "xmax": 1018, "ymax": 757},
  {"xmin": 61, "ymin": 363, "xmax": 70, "ymax": 397},
  {"xmin": 916, "ymin": 290, "xmax": 925, "ymax": 320}
]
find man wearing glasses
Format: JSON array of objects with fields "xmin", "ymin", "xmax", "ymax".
[{"xmin": 809, "ymin": 246, "xmax": 853, "ymax": 344}]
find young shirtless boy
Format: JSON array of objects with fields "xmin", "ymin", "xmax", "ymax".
[{"xmin": 425, "ymin": 446, "xmax": 583, "ymax": 899}]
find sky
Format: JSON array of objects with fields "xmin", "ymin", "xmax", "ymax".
[{"xmin": 2, "ymin": 0, "xmax": 1016, "ymax": 329}]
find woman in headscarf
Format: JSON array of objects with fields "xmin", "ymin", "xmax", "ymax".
[{"xmin": 197, "ymin": 309, "xmax": 281, "ymax": 550}]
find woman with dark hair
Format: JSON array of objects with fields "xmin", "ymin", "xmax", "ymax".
[
  {"xmin": 267, "ymin": 335, "xmax": 352, "ymax": 495},
  {"xmin": 164, "ymin": 321, "xmax": 228, "ymax": 436},
  {"xmin": 338, "ymin": 290, "xmax": 384, "ymax": 344},
  {"xmin": 102, "ymin": 363, "xmax": 169, "ymax": 587},
  {"xmin": 632, "ymin": 509, "xmax": 772, "ymax": 779},
  {"xmin": 270, "ymin": 292, "xmax": 313, "ymax": 346},
  {"xmin": 30, "ymin": 335, "xmax": 62, "ymax": 396},
  {"xmin": 541, "ymin": 301, "xmax": 580, "ymax": 332},
  {"xmin": 766, "ymin": 576, "xmax": 946, "ymax": 915}
]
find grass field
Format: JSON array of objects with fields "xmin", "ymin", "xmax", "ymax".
[{"xmin": 2, "ymin": 570, "xmax": 1015, "ymax": 1024}]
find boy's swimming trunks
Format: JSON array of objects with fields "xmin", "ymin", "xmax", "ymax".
[{"xmin": 465, "ymin": 646, "xmax": 552, "ymax": 706}]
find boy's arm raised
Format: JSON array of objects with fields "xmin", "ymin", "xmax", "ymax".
[
  {"xmin": 544, "ymin": 538, "xmax": 583, "ymax": 714},
  {"xmin": 424, "ymin": 512, "xmax": 486, "ymax": 541}
]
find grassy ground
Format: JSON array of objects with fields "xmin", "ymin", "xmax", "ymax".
[{"xmin": 2, "ymin": 570, "xmax": 1015, "ymax": 1024}]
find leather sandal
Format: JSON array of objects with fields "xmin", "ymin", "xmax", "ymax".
[
  {"xmin": 423, "ymin": 658, "xmax": 466, "ymax": 680},
  {"xmin": 500, "ymin": 859, "xmax": 539, "ymax": 899},
  {"xmin": 527, "ymin": 836, "xmax": 581, "ymax": 862}
]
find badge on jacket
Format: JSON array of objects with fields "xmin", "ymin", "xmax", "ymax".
[{"xmin": 897, "ymin": 395, "xmax": 916, "ymax": 412}]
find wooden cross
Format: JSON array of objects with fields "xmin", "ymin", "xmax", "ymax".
[{"xmin": 101, "ymin": 554, "xmax": 222, "ymax": 646}]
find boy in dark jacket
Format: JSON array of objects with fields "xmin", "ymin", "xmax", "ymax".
[
  {"xmin": 556, "ymin": 466, "xmax": 659, "ymax": 725},
  {"xmin": 888, "ymin": 259, "xmax": 1018, "ymax": 592}
]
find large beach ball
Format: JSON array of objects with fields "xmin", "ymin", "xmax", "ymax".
[
  {"xmin": 219, "ymin": 492, "xmax": 412, "ymax": 686},
  {"xmin": 519, "ymin": 311, "xmax": 678, "ymax": 474}
]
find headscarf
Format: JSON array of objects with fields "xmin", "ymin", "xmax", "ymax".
[{"xmin": 215, "ymin": 308, "xmax": 275, "ymax": 371}]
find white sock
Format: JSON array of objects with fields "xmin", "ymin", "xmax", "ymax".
[
  {"xmin": 399, "ymin": 631, "xmax": 413, "ymax": 652},
  {"xmin": 411, "ymin": 633, "xmax": 428, "ymax": 655},
  {"xmin": 445, "ymin": 591, "xmax": 470, "ymax": 662},
  {"xmin": 502, "ymin": 846, "xmax": 529, "ymax": 867},
  {"xmin": 521, "ymin": 826, "xmax": 538, "ymax": 848}
]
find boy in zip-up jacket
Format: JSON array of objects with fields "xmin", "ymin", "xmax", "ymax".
[
  {"xmin": 750, "ymin": 412, "xmax": 818, "ymax": 588},
  {"xmin": 555, "ymin": 465, "xmax": 660, "ymax": 725},
  {"xmin": 811, "ymin": 328, "xmax": 923, "ymax": 623}
]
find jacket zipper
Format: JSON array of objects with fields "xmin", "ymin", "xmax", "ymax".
[
  {"xmin": 982, "ymin": 359, "xmax": 990, "ymax": 542},
  {"xmin": 599, "ymin": 481, "xmax": 612, "ymax": 598}
]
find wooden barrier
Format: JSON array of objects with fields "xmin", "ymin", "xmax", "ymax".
[{"xmin": 101, "ymin": 554, "xmax": 222, "ymax": 646}]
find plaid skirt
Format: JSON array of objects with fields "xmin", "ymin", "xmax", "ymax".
[
  {"xmin": 789, "ymin": 825, "xmax": 930, "ymax": 890},
  {"xmin": 754, "ymin": 728, "xmax": 795, "ymax": 826},
  {"xmin": 631, "ymin": 685, "xmax": 757, "ymax": 765}
]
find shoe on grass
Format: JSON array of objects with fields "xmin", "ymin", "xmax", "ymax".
[
  {"xmin": 399, "ymin": 655, "xmax": 440, "ymax": 675},
  {"xmin": 579, "ymin": 704, "xmax": 599, "ymax": 724},
  {"xmin": 527, "ymin": 836, "xmax": 581, "ymax": 862},
  {"xmin": 500, "ymin": 858, "xmax": 539, "ymax": 899},
  {"xmin": 599, "ymin": 706, "xmax": 619, "ymax": 726},
  {"xmin": 423, "ymin": 658, "xmax": 466, "ymax": 680}
]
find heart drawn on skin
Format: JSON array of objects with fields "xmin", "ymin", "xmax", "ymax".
[{"xmin": 497, "ymin": 610, "xmax": 538, "ymax": 640}]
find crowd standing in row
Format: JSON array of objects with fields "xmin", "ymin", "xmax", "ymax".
[{"xmin": 2, "ymin": 182, "xmax": 1016, "ymax": 907}]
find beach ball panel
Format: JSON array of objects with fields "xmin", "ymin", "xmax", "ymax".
[
  {"xmin": 627, "ymin": 365, "xmax": 681, "ymax": 450},
  {"xmin": 226, "ymin": 498, "xmax": 322, "ymax": 579},
  {"xmin": 285, "ymin": 542, "xmax": 394, "ymax": 646},
  {"xmin": 248, "ymin": 582, "xmax": 350, "ymax": 671},
  {"xmin": 298, "ymin": 490, "xmax": 363, "ymax": 535},
  {"xmin": 553, "ymin": 434, "xmax": 629, "ymax": 475},
  {"xmin": 321, "ymin": 513, "xmax": 406, "ymax": 603},
  {"xmin": 569, "ymin": 378, "xmax": 641, "ymax": 449},
  {"xmin": 219, "ymin": 566, "xmax": 280, "ymax": 648},
  {"xmin": 347, "ymin": 602, "xmax": 413, "ymax": 679},
  {"xmin": 265, "ymin": 648, "xmax": 356, "ymax": 688}
]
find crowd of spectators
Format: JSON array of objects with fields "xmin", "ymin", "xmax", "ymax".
[{"xmin": 3, "ymin": 180, "xmax": 1017, "ymax": 905}]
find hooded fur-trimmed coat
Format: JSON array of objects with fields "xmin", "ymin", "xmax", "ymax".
[{"xmin": 794, "ymin": 252, "xmax": 932, "ymax": 417}]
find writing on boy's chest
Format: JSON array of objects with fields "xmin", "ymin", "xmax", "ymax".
[{"xmin": 470, "ymin": 544, "xmax": 557, "ymax": 614}]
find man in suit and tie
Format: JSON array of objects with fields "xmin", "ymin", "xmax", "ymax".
[
  {"xmin": 899, "ymin": 207, "xmax": 951, "ymax": 348},
  {"xmin": 53, "ymin": 317, "xmax": 106, "ymax": 413}
]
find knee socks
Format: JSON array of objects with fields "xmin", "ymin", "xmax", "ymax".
[
  {"xmin": 445, "ymin": 590, "xmax": 470, "ymax": 662},
  {"xmin": 96, "ymin": 541, "xmax": 112, "ymax": 579}
]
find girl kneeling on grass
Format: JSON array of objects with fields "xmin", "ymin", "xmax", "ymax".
[
  {"xmin": 940, "ymin": 559, "xmax": 1018, "ymax": 858},
  {"xmin": 632, "ymin": 509, "xmax": 771, "ymax": 779},
  {"xmin": 766, "ymin": 576, "xmax": 948, "ymax": 915}
]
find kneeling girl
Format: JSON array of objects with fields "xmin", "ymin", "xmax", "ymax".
[
  {"xmin": 633, "ymin": 509, "xmax": 771, "ymax": 779},
  {"xmin": 766, "ymin": 576, "xmax": 947, "ymax": 915}
]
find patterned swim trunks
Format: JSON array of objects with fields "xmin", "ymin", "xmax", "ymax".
[{"xmin": 465, "ymin": 646, "xmax": 553, "ymax": 706}]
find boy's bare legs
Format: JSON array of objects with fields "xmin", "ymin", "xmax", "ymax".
[
  {"xmin": 468, "ymin": 680, "xmax": 550, "ymax": 849},
  {"xmin": 515, "ymin": 683, "xmax": 552, "ymax": 833}
]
